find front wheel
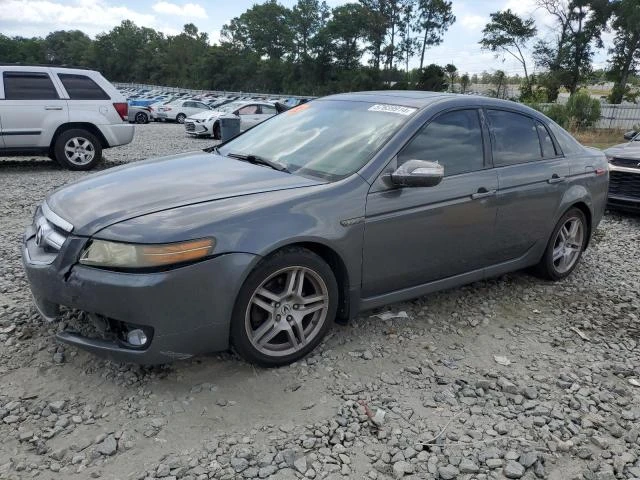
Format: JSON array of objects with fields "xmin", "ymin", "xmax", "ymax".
[
  {"xmin": 536, "ymin": 208, "xmax": 588, "ymax": 280},
  {"xmin": 230, "ymin": 248, "xmax": 338, "ymax": 367},
  {"xmin": 176, "ymin": 113, "xmax": 186, "ymax": 124}
]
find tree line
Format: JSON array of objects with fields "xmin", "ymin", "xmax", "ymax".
[{"xmin": 0, "ymin": 0, "xmax": 638, "ymax": 103}]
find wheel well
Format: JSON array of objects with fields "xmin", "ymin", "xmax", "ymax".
[
  {"xmin": 571, "ymin": 202, "xmax": 593, "ymax": 248},
  {"xmin": 50, "ymin": 123, "xmax": 109, "ymax": 149},
  {"xmin": 275, "ymin": 242, "xmax": 351, "ymax": 324}
]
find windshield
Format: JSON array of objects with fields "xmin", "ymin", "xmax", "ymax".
[
  {"xmin": 217, "ymin": 101, "xmax": 244, "ymax": 113},
  {"xmin": 218, "ymin": 99, "xmax": 415, "ymax": 180}
]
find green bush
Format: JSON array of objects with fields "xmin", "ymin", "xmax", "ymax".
[
  {"xmin": 566, "ymin": 91, "xmax": 601, "ymax": 128},
  {"xmin": 544, "ymin": 104, "xmax": 570, "ymax": 128}
]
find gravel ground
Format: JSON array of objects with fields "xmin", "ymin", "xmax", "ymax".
[{"xmin": 1, "ymin": 123, "xmax": 639, "ymax": 480}]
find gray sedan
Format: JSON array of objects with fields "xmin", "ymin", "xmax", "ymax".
[
  {"xmin": 22, "ymin": 91, "xmax": 609, "ymax": 366},
  {"xmin": 605, "ymin": 133, "xmax": 640, "ymax": 211}
]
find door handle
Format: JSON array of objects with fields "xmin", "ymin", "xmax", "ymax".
[
  {"xmin": 44, "ymin": 106, "xmax": 63, "ymax": 110},
  {"xmin": 471, "ymin": 188, "xmax": 497, "ymax": 200},
  {"xmin": 547, "ymin": 174, "xmax": 565, "ymax": 184}
]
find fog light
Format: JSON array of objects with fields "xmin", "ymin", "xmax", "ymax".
[{"xmin": 126, "ymin": 329, "xmax": 148, "ymax": 346}]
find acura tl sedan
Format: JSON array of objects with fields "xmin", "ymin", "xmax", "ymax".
[{"xmin": 22, "ymin": 91, "xmax": 609, "ymax": 366}]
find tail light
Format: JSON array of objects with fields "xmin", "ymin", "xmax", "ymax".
[{"xmin": 113, "ymin": 102, "xmax": 128, "ymax": 121}]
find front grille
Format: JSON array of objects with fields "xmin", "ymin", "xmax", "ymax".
[
  {"xmin": 185, "ymin": 122, "xmax": 195, "ymax": 132},
  {"xmin": 610, "ymin": 156, "xmax": 640, "ymax": 169},
  {"xmin": 609, "ymin": 170, "xmax": 640, "ymax": 199}
]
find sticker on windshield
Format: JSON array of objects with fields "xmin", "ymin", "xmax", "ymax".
[{"xmin": 368, "ymin": 104, "xmax": 417, "ymax": 116}]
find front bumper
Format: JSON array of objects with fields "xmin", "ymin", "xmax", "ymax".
[
  {"xmin": 185, "ymin": 121, "xmax": 211, "ymax": 136},
  {"xmin": 22, "ymin": 231, "xmax": 257, "ymax": 364}
]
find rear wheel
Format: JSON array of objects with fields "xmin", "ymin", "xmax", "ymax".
[
  {"xmin": 176, "ymin": 113, "xmax": 186, "ymax": 124},
  {"xmin": 231, "ymin": 248, "xmax": 338, "ymax": 367},
  {"xmin": 54, "ymin": 129, "xmax": 102, "ymax": 171},
  {"xmin": 536, "ymin": 208, "xmax": 587, "ymax": 280},
  {"xmin": 135, "ymin": 111, "xmax": 149, "ymax": 124}
]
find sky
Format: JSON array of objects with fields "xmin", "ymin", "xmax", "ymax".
[{"xmin": 0, "ymin": 0, "xmax": 612, "ymax": 75}]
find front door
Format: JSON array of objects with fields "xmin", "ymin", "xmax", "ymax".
[
  {"xmin": 362, "ymin": 108, "xmax": 499, "ymax": 298},
  {"xmin": 237, "ymin": 104, "xmax": 262, "ymax": 130},
  {"xmin": 0, "ymin": 70, "xmax": 68, "ymax": 149}
]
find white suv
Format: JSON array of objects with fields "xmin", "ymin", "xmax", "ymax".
[{"xmin": 0, "ymin": 65, "xmax": 134, "ymax": 170}]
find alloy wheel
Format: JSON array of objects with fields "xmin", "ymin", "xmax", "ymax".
[
  {"xmin": 244, "ymin": 266, "xmax": 329, "ymax": 357},
  {"xmin": 64, "ymin": 137, "xmax": 95, "ymax": 166},
  {"xmin": 552, "ymin": 216, "xmax": 584, "ymax": 274}
]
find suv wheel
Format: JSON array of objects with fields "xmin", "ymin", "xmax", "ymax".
[
  {"xmin": 536, "ymin": 207, "xmax": 587, "ymax": 280},
  {"xmin": 231, "ymin": 248, "xmax": 338, "ymax": 367},
  {"xmin": 176, "ymin": 113, "xmax": 186, "ymax": 124},
  {"xmin": 54, "ymin": 129, "xmax": 102, "ymax": 171}
]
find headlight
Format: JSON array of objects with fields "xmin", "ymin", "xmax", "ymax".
[{"xmin": 79, "ymin": 238, "xmax": 215, "ymax": 269}]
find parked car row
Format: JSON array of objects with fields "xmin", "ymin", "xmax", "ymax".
[{"xmin": 118, "ymin": 85, "xmax": 312, "ymax": 125}]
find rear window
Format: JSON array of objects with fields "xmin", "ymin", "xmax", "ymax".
[
  {"xmin": 58, "ymin": 74, "xmax": 110, "ymax": 100},
  {"xmin": 547, "ymin": 121, "xmax": 583, "ymax": 155},
  {"xmin": 3, "ymin": 72, "xmax": 59, "ymax": 100}
]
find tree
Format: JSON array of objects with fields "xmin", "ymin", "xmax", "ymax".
[
  {"xmin": 291, "ymin": 0, "xmax": 326, "ymax": 60},
  {"xmin": 44, "ymin": 30, "xmax": 93, "ymax": 66},
  {"xmin": 460, "ymin": 73, "xmax": 471, "ymax": 93},
  {"xmin": 607, "ymin": 0, "xmax": 640, "ymax": 103},
  {"xmin": 325, "ymin": 4, "xmax": 369, "ymax": 69},
  {"xmin": 480, "ymin": 9, "xmax": 536, "ymax": 96},
  {"xmin": 415, "ymin": 0, "xmax": 455, "ymax": 71},
  {"xmin": 359, "ymin": 0, "xmax": 391, "ymax": 71},
  {"xmin": 417, "ymin": 63, "xmax": 447, "ymax": 91},
  {"xmin": 534, "ymin": 0, "xmax": 612, "ymax": 100},
  {"xmin": 490, "ymin": 70, "xmax": 508, "ymax": 98},
  {"xmin": 221, "ymin": 0, "xmax": 294, "ymax": 60},
  {"xmin": 444, "ymin": 63, "xmax": 457, "ymax": 92}
]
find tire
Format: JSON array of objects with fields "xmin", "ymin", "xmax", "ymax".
[
  {"xmin": 213, "ymin": 122, "xmax": 221, "ymax": 140},
  {"xmin": 134, "ymin": 111, "xmax": 149, "ymax": 124},
  {"xmin": 53, "ymin": 129, "xmax": 102, "ymax": 171},
  {"xmin": 176, "ymin": 113, "xmax": 186, "ymax": 124},
  {"xmin": 230, "ymin": 248, "xmax": 338, "ymax": 367},
  {"xmin": 535, "ymin": 207, "xmax": 588, "ymax": 280}
]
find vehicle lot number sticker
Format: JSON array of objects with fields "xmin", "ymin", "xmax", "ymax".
[{"xmin": 368, "ymin": 104, "xmax": 417, "ymax": 115}]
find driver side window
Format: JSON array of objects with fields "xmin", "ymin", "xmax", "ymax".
[
  {"xmin": 398, "ymin": 109, "xmax": 485, "ymax": 177},
  {"xmin": 237, "ymin": 105, "xmax": 258, "ymax": 115}
]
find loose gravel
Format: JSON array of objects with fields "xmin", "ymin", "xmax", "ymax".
[{"xmin": 1, "ymin": 123, "xmax": 639, "ymax": 480}]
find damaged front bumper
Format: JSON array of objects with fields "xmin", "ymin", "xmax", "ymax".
[{"xmin": 22, "ymin": 224, "xmax": 257, "ymax": 364}]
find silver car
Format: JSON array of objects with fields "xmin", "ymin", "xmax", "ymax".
[
  {"xmin": 605, "ymin": 132, "xmax": 640, "ymax": 211},
  {"xmin": 22, "ymin": 91, "xmax": 609, "ymax": 366}
]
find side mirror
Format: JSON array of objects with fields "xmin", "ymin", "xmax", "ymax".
[{"xmin": 390, "ymin": 160, "xmax": 444, "ymax": 188}]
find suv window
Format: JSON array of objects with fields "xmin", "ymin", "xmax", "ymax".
[
  {"xmin": 3, "ymin": 72, "xmax": 59, "ymax": 100},
  {"xmin": 487, "ymin": 110, "xmax": 541, "ymax": 165},
  {"xmin": 398, "ymin": 109, "xmax": 485, "ymax": 177},
  {"xmin": 58, "ymin": 74, "xmax": 109, "ymax": 100},
  {"xmin": 536, "ymin": 121, "xmax": 558, "ymax": 158}
]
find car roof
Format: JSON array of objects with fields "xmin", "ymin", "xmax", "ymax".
[{"xmin": 320, "ymin": 90, "xmax": 549, "ymax": 120}]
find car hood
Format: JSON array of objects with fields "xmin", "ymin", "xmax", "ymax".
[
  {"xmin": 188, "ymin": 110, "xmax": 225, "ymax": 120},
  {"xmin": 47, "ymin": 152, "xmax": 324, "ymax": 236},
  {"xmin": 605, "ymin": 142, "xmax": 640, "ymax": 160}
]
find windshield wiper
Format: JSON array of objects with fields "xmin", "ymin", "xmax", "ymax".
[{"xmin": 227, "ymin": 152, "xmax": 289, "ymax": 173}]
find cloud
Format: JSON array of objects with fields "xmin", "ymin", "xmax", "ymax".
[
  {"xmin": 0, "ymin": 0, "xmax": 156, "ymax": 36},
  {"xmin": 152, "ymin": 1, "xmax": 208, "ymax": 19},
  {"xmin": 460, "ymin": 14, "xmax": 487, "ymax": 31}
]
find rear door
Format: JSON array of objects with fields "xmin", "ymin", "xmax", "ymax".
[
  {"xmin": 488, "ymin": 109, "xmax": 569, "ymax": 261},
  {"xmin": 0, "ymin": 70, "xmax": 68, "ymax": 149}
]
